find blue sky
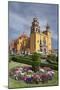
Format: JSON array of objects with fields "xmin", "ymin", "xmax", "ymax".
[{"xmin": 8, "ymin": 2, "xmax": 58, "ymax": 49}]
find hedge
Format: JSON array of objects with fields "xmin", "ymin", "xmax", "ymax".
[
  {"xmin": 11, "ymin": 56, "xmax": 32, "ymax": 65},
  {"xmin": 40, "ymin": 63, "xmax": 58, "ymax": 70},
  {"xmin": 9, "ymin": 55, "xmax": 58, "ymax": 70},
  {"xmin": 47, "ymin": 59, "xmax": 58, "ymax": 65}
]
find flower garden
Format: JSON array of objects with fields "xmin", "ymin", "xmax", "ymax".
[
  {"xmin": 9, "ymin": 53, "xmax": 58, "ymax": 88},
  {"xmin": 9, "ymin": 66, "xmax": 55, "ymax": 84}
]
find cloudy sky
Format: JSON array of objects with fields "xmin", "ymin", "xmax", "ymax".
[{"xmin": 8, "ymin": 2, "xmax": 58, "ymax": 49}]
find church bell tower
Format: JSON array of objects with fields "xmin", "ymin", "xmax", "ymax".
[
  {"xmin": 46, "ymin": 23, "xmax": 52, "ymax": 54},
  {"xmin": 30, "ymin": 18, "xmax": 40, "ymax": 53}
]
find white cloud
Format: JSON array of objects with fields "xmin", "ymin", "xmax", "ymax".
[
  {"xmin": 9, "ymin": 11, "xmax": 58, "ymax": 43},
  {"xmin": 9, "ymin": 11, "xmax": 29, "ymax": 31}
]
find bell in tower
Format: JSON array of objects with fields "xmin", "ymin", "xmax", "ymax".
[{"xmin": 31, "ymin": 17, "xmax": 40, "ymax": 33}]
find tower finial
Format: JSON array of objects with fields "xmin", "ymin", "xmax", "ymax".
[
  {"xmin": 46, "ymin": 23, "xmax": 50, "ymax": 31},
  {"xmin": 46, "ymin": 16, "xmax": 50, "ymax": 31},
  {"xmin": 33, "ymin": 17, "xmax": 38, "ymax": 22}
]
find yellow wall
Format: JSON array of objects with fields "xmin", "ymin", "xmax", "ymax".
[
  {"xmin": 14, "ymin": 30, "xmax": 52, "ymax": 54},
  {"xmin": 17, "ymin": 39, "xmax": 22, "ymax": 52},
  {"xmin": 47, "ymin": 32, "xmax": 52, "ymax": 54},
  {"xmin": 30, "ymin": 32, "xmax": 40, "ymax": 53},
  {"xmin": 16, "ymin": 36, "xmax": 29, "ymax": 53},
  {"xmin": 40, "ymin": 33, "xmax": 44, "ymax": 46},
  {"xmin": 35, "ymin": 33, "xmax": 40, "ymax": 52},
  {"xmin": 30, "ymin": 31, "xmax": 52, "ymax": 54},
  {"xmin": 30, "ymin": 33, "xmax": 35, "ymax": 53}
]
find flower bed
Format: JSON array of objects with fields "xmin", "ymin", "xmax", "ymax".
[{"xmin": 9, "ymin": 66, "xmax": 55, "ymax": 84}]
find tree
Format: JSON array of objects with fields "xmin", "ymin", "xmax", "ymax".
[{"xmin": 31, "ymin": 52, "xmax": 41, "ymax": 72}]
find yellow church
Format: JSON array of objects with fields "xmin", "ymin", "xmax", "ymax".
[{"xmin": 9, "ymin": 17, "xmax": 52, "ymax": 55}]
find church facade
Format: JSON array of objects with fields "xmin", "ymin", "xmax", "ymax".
[{"xmin": 9, "ymin": 18, "xmax": 52, "ymax": 55}]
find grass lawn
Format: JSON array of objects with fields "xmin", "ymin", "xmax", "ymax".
[{"xmin": 8, "ymin": 61, "xmax": 58, "ymax": 89}]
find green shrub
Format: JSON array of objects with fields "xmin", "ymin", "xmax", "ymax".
[
  {"xmin": 40, "ymin": 63, "xmax": 58, "ymax": 70},
  {"xmin": 32, "ymin": 52, "xmax": 40, "ymax": 61},
  {"xmin": 47, "ymin": 54, "xmax": 58, "ymax": 65},
  {"xmin": 31, "ymin": 52, "xmax": 41, "ymax": 72},
  {"xmin": 11, "ymin": 56, "xmax": 32, "ymax": 65},
  {"xmin": 9, "ymin": 54, "xmax": 58, "ymax": 70}
]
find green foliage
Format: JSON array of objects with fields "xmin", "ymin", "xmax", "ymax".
[
  {"xmin": 32, "ymin": 52, "xmax": 41, "ymax": 61},
  {"xmin": 11, "ymin": 53, "xmax": 41, "ymax": 68},
  {"xmin": 45, "ymin": 54, "xmax": 58, "ymax": 70},
  {"xmin": 40, "ymin": 63, "xmax": 58, "ymax": 70},
  {"xmin": 11, "ymin": 56, "xmax": 32, "ymax": 65},
  {"xmin": 47, "ymin": 54, "xmax": 58, "ymax": 61},
  {"xmin": 9, "ymin": 52, "xmax": 41, "ymax": 72},
  {"xmin": 32, "ymin": 61, "xmax": 40, "ymax": 66},
  {"xmin": 9, "ymin": 53, "xmax": 58, "ymax": 71},
  {"xmin": 47, "ymin": 54, "xmax": 58, "ymax": 65},
  {"xmin": 9, "ymin": 55, "xmax": 13, "ymax": 62},
  {"xmin": 31, "ymin": 52, "xmax": 41, "ymax": 72}
]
